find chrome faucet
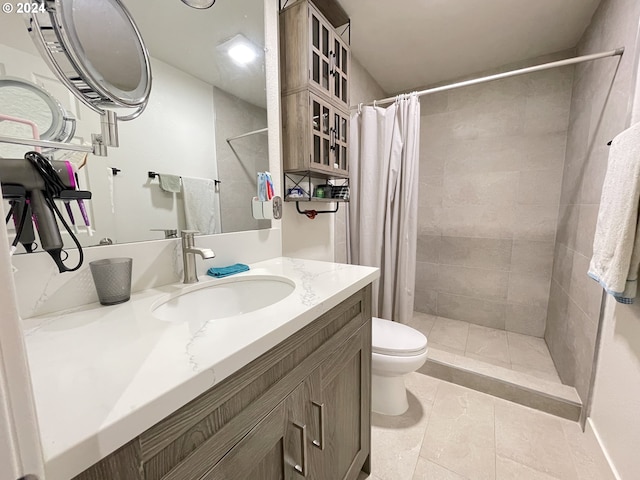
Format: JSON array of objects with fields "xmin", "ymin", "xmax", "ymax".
[{"xmin": 181, "ymin": 230, "xmax": 215, "ymax": 284}]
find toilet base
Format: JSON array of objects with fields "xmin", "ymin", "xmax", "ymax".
[{"xmin": 371, "ymin": 373, "xmax": 409, "ymax": 416}]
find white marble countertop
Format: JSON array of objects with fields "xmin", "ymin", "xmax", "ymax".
[{"xmin": 22, "ymin": 257, "xmax": 379, "ymax": 480}]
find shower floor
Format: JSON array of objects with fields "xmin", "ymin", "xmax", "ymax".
[
  {"xmin": 408, "ymin": 312, "xmax": 582, "ymax": 419},
  {"xmin": 408, "ymin": 312, "xmax": 561, "ymax": 383}
]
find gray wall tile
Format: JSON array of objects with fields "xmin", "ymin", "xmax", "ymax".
[
  {"xmin": 506, "ymin": 304, "xmax": 548, "ymax": 337},
  {"xmin": 556, "ymin": 203, "xmax": 579, "ymax": 249},
  {"xmin": 511, "ymin": 240, "xmax": 555, "ymax": 276},
  {"xmin": 516, "ymin": 168, "xmax": 563, "ymax": 205},
  {"xmin": 437, "ymin": 293, "xmax": 506, "ymax": 330},
  {"xmin": 575, "ymin": 204, "xmax": 600, "ymax": 258},
  {"xmin": 512, "ymin": 204, "xmax": 559, "ymax": 242},
  {"xmin": 508, "ymin": 273, "xmax": 552, "ymax": 307},
  {"xmin": 415, "ymin": 261, "xmax": 439, "ymax": 292},
  {"xmin": 568, "ymin": 252, "xmax": 603, "ymax": 322},
  {"xmin": 418, "ymin": 175, "xmax": 443, "ymax": 235},
  {"xmin": 439, "ymin": 236, "xmax": 512, "ymax": 271},
  {"xmin": 415, "ymin": 289, "xmax": 437, "ymax": 315},
  {"xmin": 552, "ymin": 242, "xmax": 574, "ymax": 291},
  {"xmin": 417, "ymin": 63, "xmax": 572, "ymax": 334},
  {"xmin": 441, "ymin": 204, "xmax": 515, "ymax": 239},
  {"xmin": 438, "ymin": 265, "xmax": 509, "ymax": 301},
  {"xmin": 566, "ymin": 298, "xmax": 598, "ymax": 402},
  {"xmin": 443, "ymin": 171, "xmax": 519, "ymax": 206},
  {"xmin": 417, "ymin": 235, "xmax": 441, "ymax": 263}
]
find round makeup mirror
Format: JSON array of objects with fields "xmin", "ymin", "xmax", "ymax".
[
  {"xmin": 28, "ymin": 0, "xmax": 152, "ymax": 121},
  {"xmin": 0, "ymin": 77, "xmax": 75, "ymax": 144}
]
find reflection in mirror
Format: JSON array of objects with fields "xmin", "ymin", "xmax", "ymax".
[
  {"xmin": 0, "ymin": 0, "xmax": 270, "ymax": 253},
  {"xmin": 0, "ymin": 77, "xmax": 75, "ymax": 156}
]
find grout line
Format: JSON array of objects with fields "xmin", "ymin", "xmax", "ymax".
[{"xmin": 411, "ymin": 380, "xmax": 442, "ymax": 479}]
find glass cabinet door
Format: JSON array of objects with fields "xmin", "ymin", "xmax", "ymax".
[
  {"xmin": 309, "ymin": 10, "xmax": 332, "ymax": 96},
  {"xmin": 310, "ymin": 94, "xmax": 333, "ymax": 171},
  {"xmin": 333, "ymin": 110, "xmax": 349, "ymax": 172},
  {"xmin": 332, "ymin": 35, "xmax": 349, "ymax": 106}
]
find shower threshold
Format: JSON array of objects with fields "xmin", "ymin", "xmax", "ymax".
[{"xmin": 408, "ymin": 312, "xmax": 582, "ymax": 421}]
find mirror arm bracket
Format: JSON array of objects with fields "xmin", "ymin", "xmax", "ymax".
[{"xmin": 0, "ymin": 134, "xmax": 108, "ymax": 156}]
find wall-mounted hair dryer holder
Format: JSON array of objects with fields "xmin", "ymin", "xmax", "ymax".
[{"xmin": 1, "ymin": 157, "xmax": 91, "ymax": 272}]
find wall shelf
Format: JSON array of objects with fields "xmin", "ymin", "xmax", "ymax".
[{"xmin": 284, "ymin": 170, "xmax": 349, "ymax": 203}]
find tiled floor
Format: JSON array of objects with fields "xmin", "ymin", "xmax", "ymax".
[
  {"xmin": 407, "ymin": 312, "xmax": 562, "ymax": 383},
  {"xmin": 363, "ymin": 373, "xmax": 614, "ymax": 480}
]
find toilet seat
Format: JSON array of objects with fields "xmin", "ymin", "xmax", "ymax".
[{"xmin": 372, "ymin": 317, "xmax": 428, "ymax": 357}]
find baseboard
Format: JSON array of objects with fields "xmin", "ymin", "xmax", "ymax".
[{"xmin": 587, "ymin": 418, "xmax": 622, "ymax": 480}]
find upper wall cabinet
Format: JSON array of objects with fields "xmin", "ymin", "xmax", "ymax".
[
  {"xmin": 280, "ymin": 1, "xmax": 350, "ymax": 108},
  {"xmin": 280, "ymin": 0, "xmax": 351, "ymax": 178}
]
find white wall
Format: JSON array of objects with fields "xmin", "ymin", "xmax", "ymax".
[
  {"xmin": 106, "ymin": 58, "xmax": 221, "ymax": 243},
  {"xmin": 590, "ymin": 298, "xmax": 640, "ymax": 479},
  {"xmin": 586, "ymin": 3, "xmax": 640, "ymax": 480}
]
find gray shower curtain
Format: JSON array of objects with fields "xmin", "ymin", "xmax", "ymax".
[{"xmin": 348, "ymin": 94, "xmax": 421, "ymax": 324}]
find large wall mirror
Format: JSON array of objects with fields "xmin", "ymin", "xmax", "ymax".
[{"xmin": 0, "ymin": 0, "xmax": 270, "ymax": 251}]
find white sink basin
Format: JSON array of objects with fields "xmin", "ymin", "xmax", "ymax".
[{"xmin": 152, "ymin": 276, "xmax": 295, "ymax": 323}]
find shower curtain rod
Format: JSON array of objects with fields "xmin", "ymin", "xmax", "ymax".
[
  {"xmin": 352, "ymin": 48, "xmax": 625, "ymax": 109},
  {"xmin": 226, "ymin": 127, "xmax": 268, "ymax": 143}
]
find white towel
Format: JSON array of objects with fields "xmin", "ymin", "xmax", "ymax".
[
  {"xmin": 181, "ymin": 176, "xmax": 219, "ymax": 235},
  {"xmin": 588, "ymin": 122, "xmax": 640, "ymax": 303},
  {"xmin": 106, "ymin": 167, "xmax": 115, "ymax": 214},
  {"xmin": 159, "ymin": 174, "xmax": 182, "ymax": 193}
]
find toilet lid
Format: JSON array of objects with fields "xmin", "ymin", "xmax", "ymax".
[{"xmin": 372, "ymin": 317, "xmax": 428, "ymax": 357}]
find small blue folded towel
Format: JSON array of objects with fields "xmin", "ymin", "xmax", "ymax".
[{"xmin": 207, "ymin": 263, "xmax": 250, "ymax": 278}]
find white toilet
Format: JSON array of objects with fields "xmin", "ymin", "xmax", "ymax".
[{"xmin": 371, "ymin": 317, "xmax": 428, "ymax": 415}]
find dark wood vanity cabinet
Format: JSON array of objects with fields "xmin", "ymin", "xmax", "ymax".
[{"xmin": 73, "ymin": 286, "xmax": 372, "ymax": 480}]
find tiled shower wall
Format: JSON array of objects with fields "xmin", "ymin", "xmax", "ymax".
[
  {"xmin": 547, "ymin": 0, "xmax": 640, "ymax": 404},
  {"xmin": 416, "ymin": 56, "xmax": 574, "ymax": 337}
]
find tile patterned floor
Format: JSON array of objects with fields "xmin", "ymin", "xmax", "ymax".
[
  {"xmin": 406, "ymin": 312, "xmax": 562, "ymax": 383},
  {"xmin": 363, "ymin": 373, "xmax": 614, "ymax": 480}
]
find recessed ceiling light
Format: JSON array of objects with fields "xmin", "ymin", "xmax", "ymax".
[
  {"xmin": 228, "ymin": 44, "xmax": 257, "ymax": 65},
  {"xmin": 218, "ymin": 34, "xmax": 261, "ymax": 66}
]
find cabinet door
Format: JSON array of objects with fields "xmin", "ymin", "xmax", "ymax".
[
  {"xmin": 201, "ymin": 383, "xmax": 309, "ymax": 480},
  {"xmin": 310, "ymin": 93, "xmax": 334, "ymax": 174},
  {"xmin": 309, "ymin": 7, "xmax": 332, "ymax": 97},
  {"xmin": 332, "ymin": 109, "xmax": 349, "ymax": 173},
  {"xmin": 310, "ymin": 323, "xmax": 371, "ymax": 480},
  {"xmin": 331, "ymin": 34, "xmax": 349, "ymax": 106}
]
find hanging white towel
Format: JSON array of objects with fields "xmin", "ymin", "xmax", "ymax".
[
  {"xmin": 181, "ymin": 177, "xmax": 219, "ymax": 235},
  {"xmin": 588, "ymin": 121, "xmax": 640, "ymax": 303},
  {"xmin": 106, "ymin": 167, "xmax": 115, "ymax": 214},
  {"xmin": 159, "ymin": 174, "xmax": 182, "ymax": 193}
]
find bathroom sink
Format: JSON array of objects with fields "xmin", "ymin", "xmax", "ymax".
[{"xmin": 152, "ymin": 276, "xmax": 295, "ymax": 323}]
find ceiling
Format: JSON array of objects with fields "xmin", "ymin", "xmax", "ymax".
[
  {"xmin": 124, "ymin": 0, "xmax": 266, "ymax": 108},
  {"xmin": 339, "ymin": 0, "xmax": 602, "ymax": 95}
]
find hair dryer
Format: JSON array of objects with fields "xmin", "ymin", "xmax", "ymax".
[{"xmin": 0, "ymin": 155, "xmax": 91, "ymax": 272}]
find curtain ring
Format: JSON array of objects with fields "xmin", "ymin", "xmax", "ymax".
[
  {"xmin": 358, "ymin": 102, "xmax": 363, "ymax": 114},
  {"xmin": 373, "ymin": 100, "xmax": 377, "ymax": 107}
]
